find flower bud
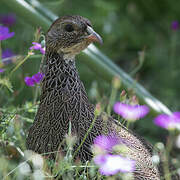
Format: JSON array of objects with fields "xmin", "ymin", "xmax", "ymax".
[
  {"xmin": 120, "ymin": 90, "xmax": 127, "ymax": 102},
  {"xmin": 95, "ymin": 103, "xmax": 101, "ymax": 116},
  {"xmin": 112, "ymin": 76, "xmax": 121, "ymax": 89}
]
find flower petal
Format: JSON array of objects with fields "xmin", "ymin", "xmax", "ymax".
[
  {"xmin": 0, "ymin": 26, "xmax": 14, "ymax": 40},
  {"xmin": 32, "ymin": 72, "xmax": 44, "ymax": 84},
  {"xmin": 94, "ymin": 134, "xmax": 120, "ymax": 152},
  {"xmin": 0, "ymin": 26, "xmax": 9, "ymax": 34},
  {"xmin": 2, "ymin": 48, "xmax": 14, "ymax": 58},
  {"xmin": 40, "ymin": 48, "xmax": 45, "ymax": 54},
  {"xmin": 4, "ymin": 31, "xmax": 15, "ymax": 39},
  {"xmin": 2, "ymin": 48, "xmax": 14, "ymax": 64},
  {"xmin": 30, "ymin": 42, "xmax": 45, "ymax": 54},
  {"xmin": 154, "ymin": 112, "xmax": 180, "ymax": 130},
  {"xmin": 0, "ymin": 68, "xmax": 5, "ymax": 73},
  {"xmin": 113, "ymin": 102, "xmax": 149, "ymax": 121},
  {"xmin": 173, "ymin": 112, "xmax": 180, "ymax": 121},
  {"xmin": 94, "ymin": 154, "xmax": 135, "ymax": 176},
  {"xmin": 171, "ymin": 21, "xmax": 179, "ymax": 31},
  {"xmin": 24, "ymin": 77, "xmax": 35, "ymax": 86}
]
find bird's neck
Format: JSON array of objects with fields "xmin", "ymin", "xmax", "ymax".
[
  {"xmin": 39, "ymin": 50, "xmax": 95, "ymax": 136},
  {"xmin": 43, "ymin": 52, "xmax": 79, "ymax": 86},
  {"xmin": 44, "ymin": 50, "xmax": 76, "ymax": 71},
  {"xmin": 40, "ymin": 50, "xmax": 91, "ymax": 113}
]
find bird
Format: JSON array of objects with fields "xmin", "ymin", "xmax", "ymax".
[{"xmin": 26, "ymin": 15, "xmax": 179, "ymax": 179}]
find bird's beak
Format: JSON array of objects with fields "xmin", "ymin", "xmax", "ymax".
[{"xmin": 86, "ymin": 26, "xmax": 103, "ymax": 44}]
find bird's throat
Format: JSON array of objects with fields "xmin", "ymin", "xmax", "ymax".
[{"xmin": 42, "ymin": 51, "xmax": 80, "ymax": 94}]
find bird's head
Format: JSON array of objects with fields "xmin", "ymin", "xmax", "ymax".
[{"xmin": 46, "ymin": 15, "xmax": 102, "ymax": 59}]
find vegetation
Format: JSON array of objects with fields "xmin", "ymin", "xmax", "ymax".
[{"xmin": 0, "ymin": 0, "xmax": 180, "ymax": 179}]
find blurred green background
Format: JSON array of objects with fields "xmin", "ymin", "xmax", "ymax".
[{"xmin": 1, "ymin": 0, "xmax": 180, "ymax": 144}]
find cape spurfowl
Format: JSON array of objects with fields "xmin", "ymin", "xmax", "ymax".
[{"xmin": 26, "ymin": 15, "xmax": 178, "ymax": 179}]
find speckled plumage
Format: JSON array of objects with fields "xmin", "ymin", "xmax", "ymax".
[{"xmin": 26, "ymin": 15, "xmax": 179, "ymax": 180}]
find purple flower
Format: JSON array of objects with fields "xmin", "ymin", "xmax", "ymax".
[
  {"xmin": 94, "ymin": 134, "xmax": 120, "ymax": 152},
  {"xmin": 113, "ymin": 102, "xmax": 149, "ymax": 121},
  {"xmin": 0, "ymin": 13, "xmax": 16, "ymax": 26},
  {"xmin": 30, "ymin": 42, "xmax": 45, "ymax": 54},
  {"xmin": 30, "ymin": 42, "xmax": 41, "ymax": 50},
  {"xmin": 24, "ymin": 72, "xmax": 44, "ymax": 86},
  {"xmin": 32, "ymin": 72, "xmax": 44, "ymax": 84},
  {"xmin": 0, "ymin": 68, "xmax": 5, "ymax": 73},
  {"xmin": 24, "ymin": 77, "xmax": 35, "ymax": 86},
  {"xmin": 154, "ymin": 112, "xmax": 180, "ymax": 130},
  {"xmin": 94, "ymin": 154, "xmax": 135, "ymax": 175},
  {"xmin": 171, "ymin": 21, "xmax": 179, "ymax": 31},
  {"xmin": 2, "ymin": 48, "xmax": 14, "ymax": 64},
  {"xmin": 40, "ymin": 48, "xmax": 45, "ymax": 55},
  {"xmin": 0, "ymin": 25, "xmax": 15, "ymax": 41}
]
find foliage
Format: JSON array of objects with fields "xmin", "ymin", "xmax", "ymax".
[{"xmin": 0, "ymin": 0, "xmax": 180, "ymax": 179}]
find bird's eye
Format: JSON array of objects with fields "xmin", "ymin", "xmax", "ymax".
[{"xmin": 64, "ymin": 24, "xmax": 74, "ymax": 32}]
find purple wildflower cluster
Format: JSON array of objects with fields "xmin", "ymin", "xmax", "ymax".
[
  {"xmin": 113, "ymin": 99, "xmax": 180, "ymax": 131},
  {"xmin": 113, "ymin": 97, "xmax": 180, "ymax": 131},
  {"xmin": 24, "ymin": 72, "xmax": 44, "ymax": 87},
  {"xmin": 94, "ymin": 98, "xmax": 180, "ymax": 176},
  {"xmin": 0, "ymin": 14, "xmax": 45, "ymax": 75},
  {"xmin": 93, "ymin": 134, "xmax": 135, "ymax": 176},
  {"xmin": 113, "ymin": 102, "xmax": 149, "ymax": 121},
  {"xmin": 0, "ymin": 14, "xmax": 16, "ymax": 73},
  {"xmin": 30, "ymin": 42, "xmax": 45, "ymax": 55}
]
